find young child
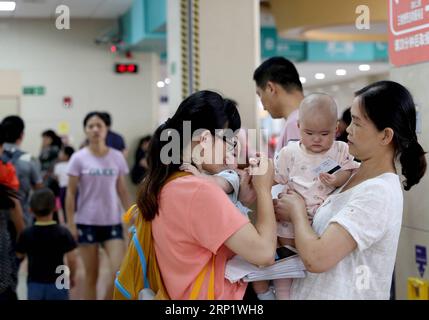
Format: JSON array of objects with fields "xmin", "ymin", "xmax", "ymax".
[
  {"xmin": 16, "ymin": 188, "xmax": 77, "ymax": 300},
  {"xmin": 53, "ymin": 146, "xmax": 75, "ymax": 224},
  {"xmin": 254, "ymin": 93, "xmax": 360, "ymax": 300},
  {"xmin": 179, "ymin": 132, "xmax": 251, "ymax": 217}
]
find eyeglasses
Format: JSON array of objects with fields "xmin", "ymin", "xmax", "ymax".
[{"xmin": 215, "ymin": 132, "xmax": 237, "ymax": 151}]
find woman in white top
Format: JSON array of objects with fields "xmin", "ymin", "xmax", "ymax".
[{"xmin": 274, "ymin": 81, "xmax": 427, "ymax": 299}]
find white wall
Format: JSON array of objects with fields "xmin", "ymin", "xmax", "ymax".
[
  {"xmin": 390, "ymin": 62, "xmax": 429, "ymax": 299},
  {"xmin": 306, "ymin": 73, "xmax": 390, "ymax": 117},
  {"xmin": 0, "ymin": 19, "xmax": 159, "ymax": 166}
]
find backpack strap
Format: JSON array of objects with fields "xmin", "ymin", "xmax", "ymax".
[
  {"xmin": 208, "ymin": 255, "xmax": 215, "ymax": 299},
  {"xmin": 2, "ymin": 149, "xmax": 24, "ymax": 165},
  {"xmin": 131, "ymin": 229, "xmax": 149, "ymax": 289},
  {"xmin": 164, "ymin": 170, "xmax": 192, "ymax": 184},
  {"xmin": 114, "ymin": 274, "xmax": 132, "ymax": 299},
  {"xmin": 189, "ymin": 255, "xmax": 216, "ymax": 300}
]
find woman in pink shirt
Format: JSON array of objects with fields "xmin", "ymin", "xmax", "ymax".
[{"xmin": 137, "ymin": 90, "xmax": 277, "ymax": 299}]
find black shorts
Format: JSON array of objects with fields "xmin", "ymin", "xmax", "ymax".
[{"xmin": 76, "ymin": 224, "xmax": 123, "ymax": 245}]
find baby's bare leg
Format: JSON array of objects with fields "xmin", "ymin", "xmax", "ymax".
[
  {"xmin": 273, "ymin": 278, "xmax": 292, "ymax": 300},
  {"xmin": 253, "ymin": 281, "xmax": 275, "ymax": 300},
  {"xmin": 253, "ymin": 280, "xmax": 269, "ymax": 294}
]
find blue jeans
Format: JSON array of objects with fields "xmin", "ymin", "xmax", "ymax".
[{"xmin": 27, "ymin": 282, "xmax": 69, "ymax": 300}]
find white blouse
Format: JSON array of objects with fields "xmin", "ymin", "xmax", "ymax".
[{"xmin": 291, "ymin": 173, "xmax": 403, "ymax": 300}]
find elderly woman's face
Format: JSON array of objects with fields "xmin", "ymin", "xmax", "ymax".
[{"xmin": 346, "ymin": 97, "xmax": 383, "ymax": 161}]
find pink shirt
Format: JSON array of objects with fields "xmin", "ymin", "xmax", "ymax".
[
  {"xmin": 275, "ymin": 109, "xmax": 301, "ymax": 154},
  {"xmin": 275, "ymin": 140, "xmax": 360, "ymax": 215},
  {"xmin": 152, "ymin": 175, "xmax": 249, "ymax": 300},
  {"xmin": 274, "ymin": 141, "xmax": 360, "ymax": 238}
]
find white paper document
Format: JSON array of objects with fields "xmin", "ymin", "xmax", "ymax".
[{"xmin": 225, "ymin": 249, "xmax": 306, "ymax": 283}]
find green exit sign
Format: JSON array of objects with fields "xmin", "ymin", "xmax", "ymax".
[{"xmin": 23, "ymin": 86, "xmax": 45, "ymax": 96}]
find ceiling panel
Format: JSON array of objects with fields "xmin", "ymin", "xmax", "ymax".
[
  {"xmin": 297, "ymin": 62, "xmax": 390, "ymax": 88},
  {"xmin": 92, "ymin": 0, "xmax": 133, "ymax": 18},
  {"xmin": 0, "ymin": 0, "xmax": 133, "ymax": 18}
]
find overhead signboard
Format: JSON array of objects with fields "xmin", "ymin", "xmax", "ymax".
[{"xmin": 389, "ymin": 0, "xmax": 429, "ymax": 66}]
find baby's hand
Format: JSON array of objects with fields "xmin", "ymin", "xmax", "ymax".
[
  {"xmin": 319, "ymin": 172, "xmax": 337, "ymax": 187},
  {"xmin": 179, "ymin": 163, "xmax": 200, "ymax": 176}
]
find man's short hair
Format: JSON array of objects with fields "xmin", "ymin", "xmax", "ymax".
[
  {"xmin": 30, "ymin": 188, "xmax": 56, "ymax": 217},
  {"xmin": 1, "ymin": 115, "xmax": 25, "ymax": 143},
  {"xmin": 253, "ymin": 57, "xmax": 303, "ymax": 93}
]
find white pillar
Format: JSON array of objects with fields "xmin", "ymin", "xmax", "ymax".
[
  {"xmin": 199, "ymin": 0, "xmax": 260, "ymax": 130},
  {"xmin": 390, "ymin": 63, "xmax": 429, "ymax": 299},
  {"xmin": 167, "ymin": 0, "xmax": 260, "ymax": 130}
]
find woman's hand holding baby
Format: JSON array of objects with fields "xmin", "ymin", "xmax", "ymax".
[{"xmin": 274, "ymin": 190, "xmax": 307, "ymax": 223}]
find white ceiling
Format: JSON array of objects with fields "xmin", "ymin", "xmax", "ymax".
[
  {"xmin": 0, "ymin": 0, "xmax": 133, "ymax": 19},
  {"xmin": 297, "ymin": 62, "xmax": 391, "ymax": 88}
]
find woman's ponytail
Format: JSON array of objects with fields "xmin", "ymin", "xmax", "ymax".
[
  {"xmin": 137, "ymin": 121, "xmax": 178, "ymax": 221},
  {"xmin": 399, "ymin": 140, "xmax": 427, "ymax": 191}
]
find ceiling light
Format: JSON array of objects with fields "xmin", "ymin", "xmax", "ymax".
[
  {"xmin": 299, "ymin": 76, "xmax": 306, "ymax": 84},
  {"xmin": 0, "ymin": 1, "xmax": 16, "ymax": 11},
  {"xmin": 157, "ymin": 81, "xmax": 165, "ymax": 88},
  {"xmin": 359, "ymin": 64, "xmax": 371, "ymax": 71},
  {"xmin": 164, "ymin": 78, "xmax": 171, "ymax": 85},
  {"xmin": 315, "ymin": 73, "xmax": 325, "ymax": 80},
  {"xmin": 336, "ymin": 69, "xmax": 347, "ymax": 76}
]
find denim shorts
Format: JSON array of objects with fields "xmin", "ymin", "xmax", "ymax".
[
  {"xmin": 76, "ymin": 224, "xmax": 123, "ymax": 245},
  {"xmin": 28, "ymin": 282, "xmax": 69, "ymax": 300}
]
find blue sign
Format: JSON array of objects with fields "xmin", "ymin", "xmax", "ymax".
[
  {"xmin": 261, "ymin": 27, "xmax": 306, "ymax": 61},
  {"xmin": 307, "ymin": 41, "xmax": 388, "ymax": 62},
  {"xmin": 260, "ymin": 27, "xmax": 388, "ymax": 63},
  {"xmin": 415, "ymin": 245, "xmax": 427, "ymax": 277}
]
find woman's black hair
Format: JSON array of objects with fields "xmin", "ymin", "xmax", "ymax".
[
  {"xmin": 137, "ymin": 90, "xmax": 241, "ymax": 221},
  {"xmin": 42, "ymin": 130, "xmax": 63, "ymax": 148},
  {"xmin": 0, "ymin": 124, "xmax": 5, "ymax": 146},
  {"xmin": 355, "ymin": 81, "xmax": 427, "ymax": 191},
  {"xmin": 223, "ymin": 98, "xmax": 241, "ymax": 133},
  {"xmin": 83, "ymin": 111, "xmax": 108, "ymax": 128},
  {"xmin": 62, "ymin": 146, "xmax": 75, "ymax": 159},
  {"xmin": 341, "ymin": 107, "xmax": 352, "ymax": 125},
  {"xmin": 138, "ymin": 135, "xmax": 152, "ymax": 148}
]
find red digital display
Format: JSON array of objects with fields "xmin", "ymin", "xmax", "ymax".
[{"xmin": 114, "ymin": 63, "xmax": 138, "ymax": 74}]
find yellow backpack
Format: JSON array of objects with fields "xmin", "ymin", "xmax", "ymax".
[{"xmin": 113, "ymin": 172, "xmax": 215, "ymax": 300}]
